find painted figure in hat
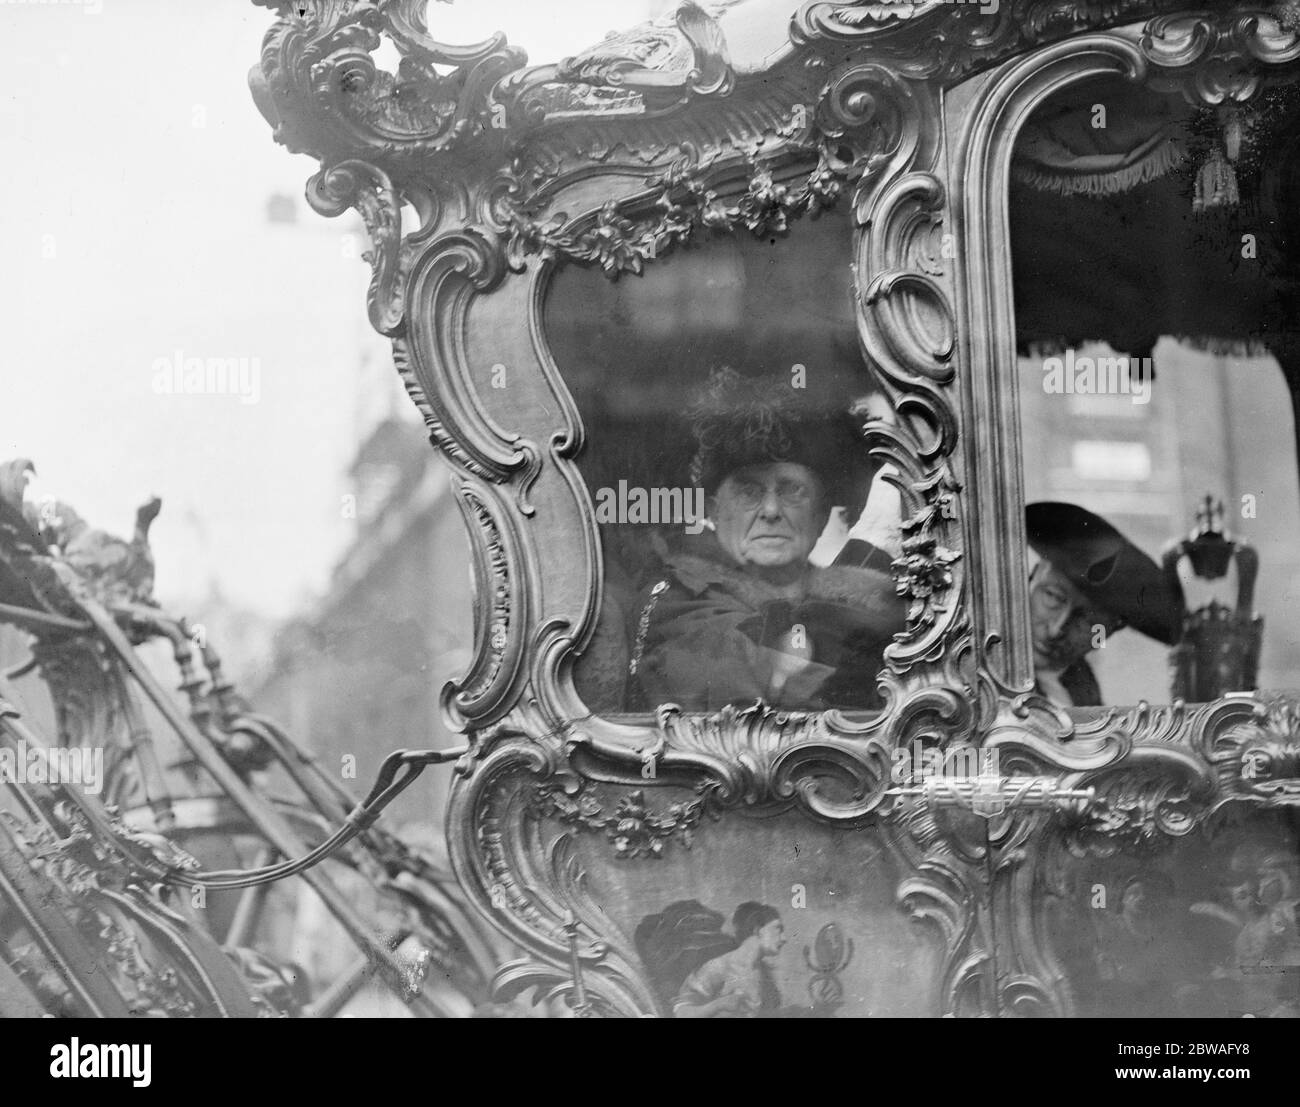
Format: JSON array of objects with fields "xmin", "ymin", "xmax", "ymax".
[
  {"xmin": 670, "ymin": 902, "xmax": 786, "ymax": 1019},
  {"xmin": 627, "ymin": 368, "xmax": 905, "ymax": 712},
  {"xmin": 1026, "ymin": 502, "xmax": 1183, "ymax": 706}
]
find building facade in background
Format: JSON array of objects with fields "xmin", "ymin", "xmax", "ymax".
[
  {"xmin": 253, "ymin": 416, "xmax": 472, "ymax": 834},
  {"xmin": 1019, "ymin": 342, "xmax": 1300, "ymax": 705}
]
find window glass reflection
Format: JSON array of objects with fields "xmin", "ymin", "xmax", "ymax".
[
  {"xmin": 1019, "ymin": 343, "xmax": 1300, "ymax": 707},
  {"xmin": 545, "ymin": 205, "xmax": 904, "ymax": 715},
  {"xmin": 1011, "ymin": 73, "xmax": 1300, "ymax": 707}
]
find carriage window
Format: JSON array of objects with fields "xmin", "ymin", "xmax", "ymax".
[
  {"xmin": 1011, "ymin": 76, "xmax": 1300, "ymax": 708},
  {"xmin": 544, "ymin": 199, "xmax": 903, "ymax": 716}
]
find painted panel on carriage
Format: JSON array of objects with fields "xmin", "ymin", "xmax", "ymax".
[
  {"xmin": 543, "ymin": 202, "xmax": 907, "ymax": 717},
  {"xmin": 1047, "ymin": 813, "xmax": 1300, "ymax": 1018},
  {"xmin": 550, "ymin": 798, "xmax": 943, "ymax": 1017}
]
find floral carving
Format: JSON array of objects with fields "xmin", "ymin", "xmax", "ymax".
[
  {"xmin": 504, "ymin": 153, "xmax": 851, "ymax": 278},
  {"xmin": 892, "ymin": 495, "xmax": 962, "ymax": 630},
  {"xmin": 1070, "ymin": 775, "xmax": 1205, "ymax": 851},
  {"xmin": 511, "ymin": 200, "xmax": 654, "ymax": 277},
  {"xmin": 530, "ymin": 784, "xmax": 716, "ymax": 859}
]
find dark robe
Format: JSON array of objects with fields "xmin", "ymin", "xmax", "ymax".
[
  {"xmin": 628, "ymin": 534, "xmax": 905, "ymax": 712},
  {"xmin": 1035, "ymin": 659, "xmax": 1103, "ymax": 707}
]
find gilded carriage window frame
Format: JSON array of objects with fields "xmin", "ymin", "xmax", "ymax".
[{"xmin": 946, "ymin": 13, "xmax": 1300, "ymax": 698}]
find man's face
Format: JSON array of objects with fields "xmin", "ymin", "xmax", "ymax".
[
  {"xmin": 1028, "ymin": 560, "xmax": 1119, "ymax": 670},
  {"xmin": 756, "ymin": 919, "xmax": 786, "ymax": 959},
  {"xmin": 711, "ymin": 462, "xmax": 828, "ymax": 574}
]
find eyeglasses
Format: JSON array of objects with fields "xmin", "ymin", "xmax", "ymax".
[{"xmin": 722, "ymin": 477, "xmax": 816, "ymax": 511}]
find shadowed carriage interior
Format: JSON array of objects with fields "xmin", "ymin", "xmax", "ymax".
[{"xmin": 546, "ymin": 202, "xmax": 909, "ymax": 716}]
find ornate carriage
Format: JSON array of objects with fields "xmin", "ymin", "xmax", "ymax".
[
  {"xmin": 239, "ymin": 0, "xmax": 1300, "ymax": 1018},
  {"xmin": 8, "ymin": 0, "xmax": 1300, "ymax": 1020},
  {"xmin": 0, "ymin": 458, "xmax": 506, "ymax": 1016}
]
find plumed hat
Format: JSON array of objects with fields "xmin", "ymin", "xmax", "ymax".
[
  {"xmin": 688, "ymin": 366, "xmax": 876, "ymax": 524},
  {"xmin": 1026, "ymin": 501, "xmax": 1183, "ymax": 645}
]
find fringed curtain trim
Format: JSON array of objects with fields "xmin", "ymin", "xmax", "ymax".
[
  {"xmin": 1020, "ymin": 335, "xmax": 1275, "ymax": 360},
  {"xmin": 1012, "ymin": 127, "xmax": 1187, "ymax": 197}
]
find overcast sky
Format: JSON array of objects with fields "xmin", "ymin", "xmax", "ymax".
[{"xmin": 0, "ymin": 0, "xmax": 655, "ymax": 618}]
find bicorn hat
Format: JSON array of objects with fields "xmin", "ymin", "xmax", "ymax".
[
  {"xmin": 688, "ymin": 366, "xmax": 876, "ymax": 524},
  {"xmin": 1026, "ymin": 501, "xmax": 1183, "ymax": 645}
]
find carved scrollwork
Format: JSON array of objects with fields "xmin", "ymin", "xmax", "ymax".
[
  {"xmin": 1197, "ymin": 693, "xmax": 1300, "ymax": 803},
  {"xmin": 1066, "ymin": 748, "xmax": 1218, "ymax": 853},
  {"xmin": 250, "ymin": 0, "xmax": 526, "ymax": 161},
  {"xmin": 831, "ymin": 56, "xmax": 965, "ymax": 695},
  {"xmin": 306, "ymin": 158, "xmax": 414, "ymax": 335},
  {"xmin": 1, "ymin": 798, "xmax": 259, "ymax": 1017},
  {"xmin": 859, "ymin": 173, "xmax": 955, "ymax": 389},
  {"xmin": 896, "ymin": 851, "xmax": 990, "ymax": 1016},
  {"xmin": 482, "ymin": 0, "xmax": 737, "ymax": 138},
  {"xmin": 640, "ymin": 701, "xmax": 902, "ymax": 819},
  {"xmin": 450, "ymin": 712, "xmax": 996, "ymax": 1014},
  {"xmin": 795, "ymin": 1, "xmax": 949, "ymax": 42},
  {"xmin": 891, "ymin": 476, "xmax": 963, "ymax": 633},
  {"xmin": 820, "ymin": 61, "xmax": 929, "ymax": 184},
  {"xmin": 449, "ymin": 676, "xmax": 1294, "ymax": 1017},
  {"xmin": 403, "ymin": 230, "xmax": 543, "ymax": 501},
  {"xmin": 991, "ymin": 693, "xmax": 1300, "ymax": 1015},
  {"xmin": 552, "ymin": 0, "xmax": 734, "ymax": 106},
  {"xmin": 495, "ymin": 50, "xmax": 936, "ymax": 281},
  {"xmin": 1142, "ymin": 9, "xmax": 1300, "ymax": 103},
  {"xmin": 655, "ymin": 699, "xmax": 817, "ymax": 764},
  {"xmin": 444, "ymin": 485, "xmax": 527, "ymax": 728},
  {"xmin": 28, "ymin": 637, "xmax": 152, "ymax": 811},
  {"xmin": 1004, "ymin": 700, "xmax": 1300, "ymax": 861},
  {"xmin": 448, "ymin": 729, "xmax": 662, "ymax": 1016},
  {"xmin": 916, "ymin": 695, "xmax": 1300, "ymax": 1014},
  {"xmin": 793, "ymin": 1, "xmax": 1178, "ymax": 84}
]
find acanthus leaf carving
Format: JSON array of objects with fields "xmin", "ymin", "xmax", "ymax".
[
  {"xmin": 251, "ymin": 0, "xmax": 526, "ymax": 161},
  {"xmin": 551, "ymin": 0, "xmax": 735, "ymax": 107},
  {"xmin": 1142, "ymin": 9, "xmax": 1300, "ymax": 104},
  {"xmin": 306, "ymin": 158, "xmax": 413, "ymax": 335},
  {"xmin": 793, "ymin": 1, "xmax": 1182, "ymax": 84},
  {"xmin": 1198, "ymin": 693, "xmax": 1300, "ymax": 802}
]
